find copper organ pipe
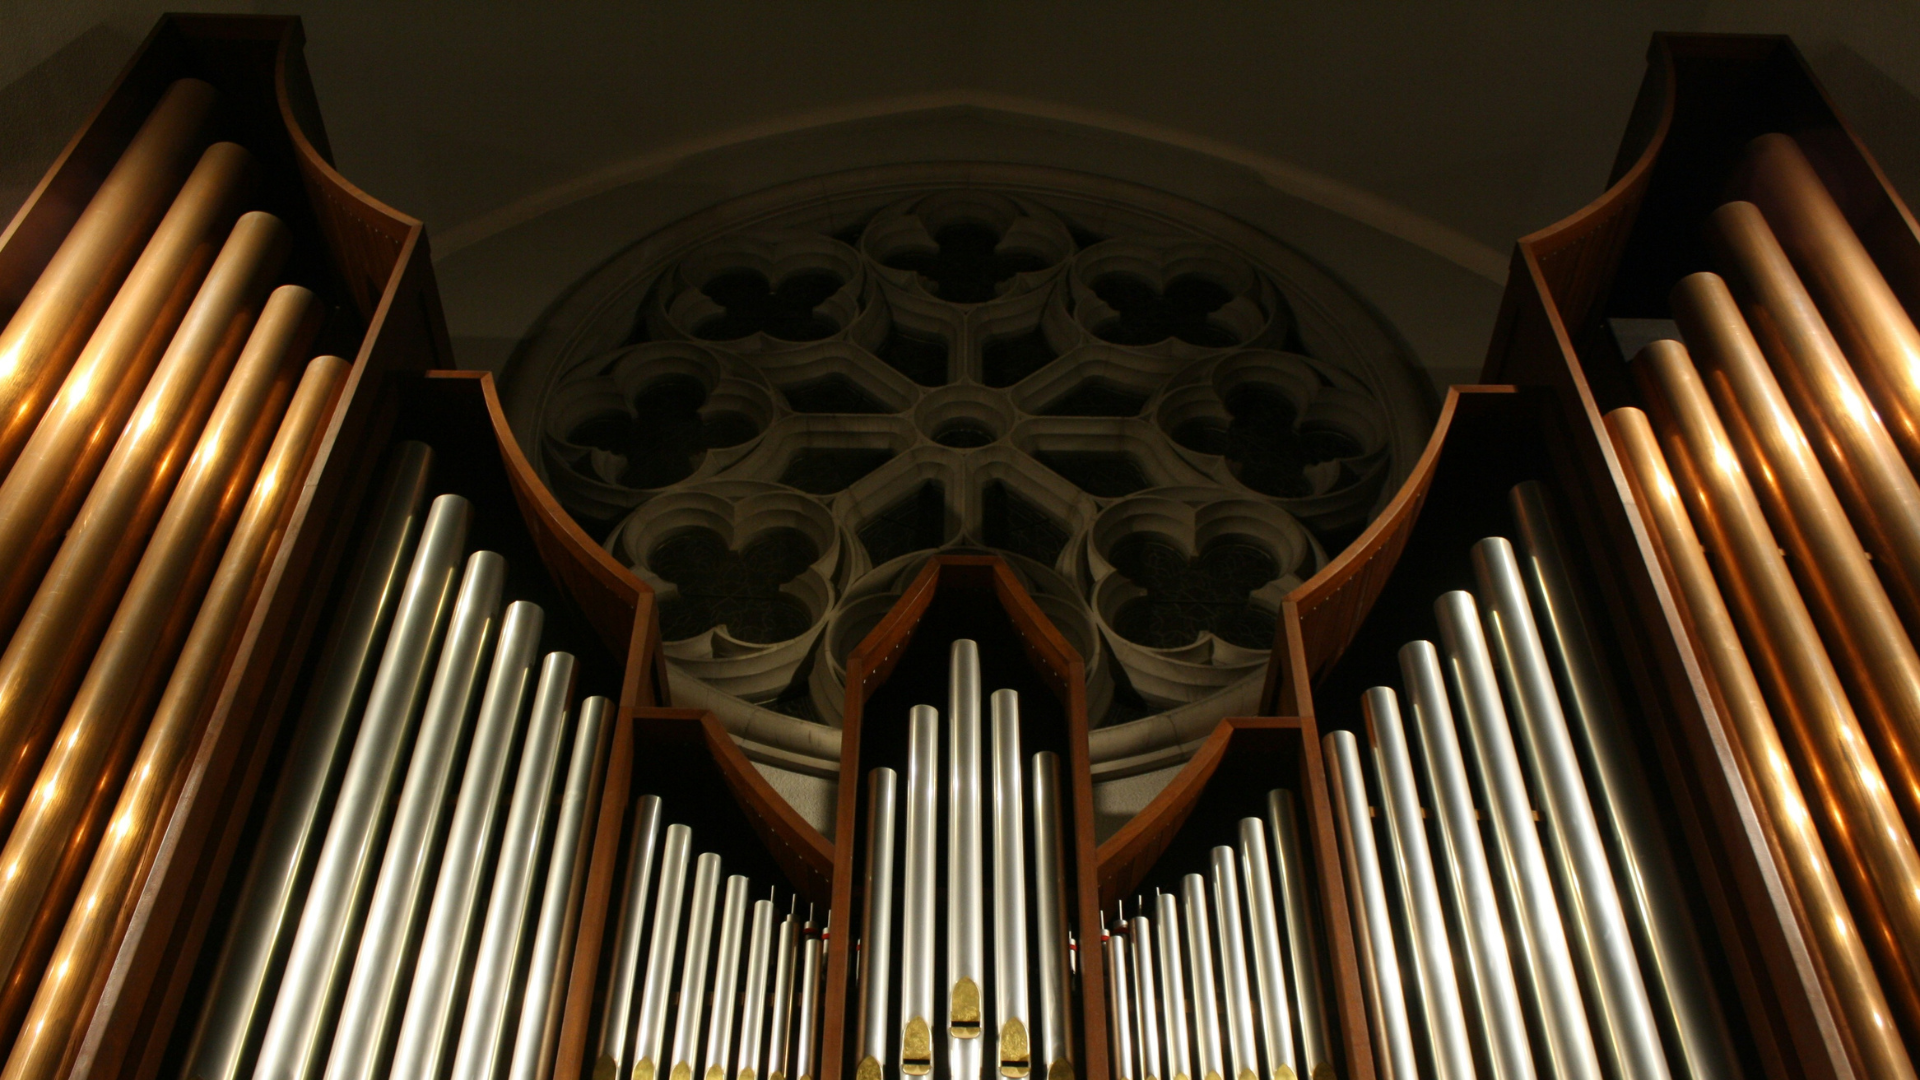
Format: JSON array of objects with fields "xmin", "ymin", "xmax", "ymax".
[
  {"xmin": 1744, "ymin": 134, "xmax": 1920, "ymax": 475},
  {"xmin": 0, "ymin": 353, "xmax": 343, "ymax": 1080},
  {"xmin": 1607, "ymin": 404, "xmax": 1918, "ymax": 1080},
  {"xmin": 0, "ymin": 79, "xmax": 216, "ymax": 475},
  {"xmin": 180, "ymin": 440, "xmax": 432, "ymax": 1080},
  {"xmin": 0, "ymin": 144, "xmax": 257, "ymax": 640},
  {"xmin": 1632, "ymin": 338, "xmax": 1920, "ymax": 1035},
  {"xmin": 1708, "ymin": 201, "xmax": 1920, "ymax": 641},
  {"xmin": 0, "ymin": 287, "xmax": 302, "ymax": 1036},
  {"xmin": 1675, "ymin": 269, "xmax": 1920, "ymax": 835}
]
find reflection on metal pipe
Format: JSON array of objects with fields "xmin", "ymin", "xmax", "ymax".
[
  {"xmin": 705, "ymin": 876, "xmax": 753, "ymax": 1080},
  {"xmin": 1608, "ymin": 405, "xmax": 1918, "ymax": 1080},
  {"xmin": 0, "ymin": 78, "xmax": 216, "ymax": 476},
  {"xmin": 1234, "ymin": 823, "xmax": 1293, "ymax": 1080},
  {"xmin": 634, "ymin": 825, "xmax": 695, "ymax": 1080},
  {"xmin": 1131, "ymin": 911, "xmax": 1163, "ymax": 1080},
  {"xmin": 1107, "ymin": 917, "xmax": 1136, "ymax": 1080},
  {"xmin": 1032, "ymin": 752, "xmax": 1073, "ymax": 1080},
  {"xmin": 1182, "ymin": 874, "xmax": 1226, "ymax": 1080},
  {"xmin": 390, "ymin": 602, "xmax": 545, "ymax": 1080},
  {"xmin": 738, "ymin": 897, "xmax": 777, "ymax": 1080},
  {"xmin": 768, "ymin": 910, "xmax": 798, "ymax": 1080},
  {"xmin": 510, "ymin": 696, "xmax": 613, "ymax": 1080},
  {"xmin": 858, "ymin": 769, "xmax": 899, "ymax": 1080},
  {"xmin": 1155, "ymin": 893, "xmax": 1192, "ymax": 1080},
  {"xmin": 602, "ymin": 796, "xmax": 668, "ymax": 1080},
  {"xmin": 1264, "ymin": 792, "xmax": 1330, "ymax": 1080},
  {"xmin": 1325, "ymin": 730, "xmax": 1415, "ymax": 1080},
  {"xmin": 1, "ymin": 353, "xmax": 342, "ymax": 1080},
  {"xmin": 180, "ymin": 440, "xmax": 431, "ymax": 1080},
  {"xmin": 795, "ymin": 915, "xmax": 823, "ymax": 1080},
  {"xmin": 949, "ymin": 640, "xmax": 985, "ymax": 1080},
  {"xmin": 992, "ymin": 690, "xmax": 1031, "ymax": 1079},
  {"xmin": 1436, "ymin": 591, "xmax": 1600, "ymax": 1080},
  {"xmin": 902, "ymin": 707, "xmax": 938, "ymax": 1079},
  {"xmin": 1398, "ymin": 643, "xmax": 1532, "ymax": 1080},
  {"xmin": 1634, "ymin": 338, "xmax": 1920, "ymax": 1026},
  {"xmin": 1364, "ymin": 686, "xmax": 1473, "ymax": 1080},
  {"xmin": 323, "ymin": 562, "xmax": 510, "ymax": 1080},
  {"xmin": 672, "ymin": 854, "xmax": 726, "ymax": 1080},
  {"xmin": 1207, "ymin": 849, "xmax": 1258, "ymax": 1080}
]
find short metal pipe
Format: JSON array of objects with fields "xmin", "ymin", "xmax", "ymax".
[
  {"xmin": 1263, "ymin": 793, "xmax": 1329, "ymax": 1080},
  {"xmin": 671, "ymin": 853, "xmax": 727, "ymax": 1080},
  {"xmin": 1130, "ymin": 912, "xmax": 1163, "ymax": 1080},
  {"xmin": 633, "ymin": 825, "xmax": 696, "ymax": 1080},
  {"xmin": 1154, "ymin": 893, "xmax": 1192, "ymax": 1080},
  {"xmin": 794, "ymin": 916, "xmax": 823, "ymax": 1080},
  {"xmin": 992, "ymin": 690, "xmax": 1031, "ymax": 1079},
  {"xmin": 1208, "ymin": 847, "xmax": 1260, "ymax": 1080},
  {"xmin": 1234, "ymin": 822, "xmax": 1292, "ymax": 1080},
  {"xmin": 600, "ymin": 796, "xmax": 668, "ymax": 1080},
  {"xmin": 1181, "ymin": 874, "xmax": 1226, "ymax": 1080},
  {"xmin": 767, "ymin": 911, "xmax": 798, "ymax": 1080},
  {"xmin": 901, "ymin": 707, "xmax": 939, "ymax": 1078},
  {"xmin": 1031, "ymin": 752, "xmax": 1073, "ymax": 1080},
  {"xmin": 858, "ymin": 768, "xmax": 899, "ymax": 1080},
  {"xmin": 1106, "ymin": 918, "xmax": 1136, "ymax": 1080},
  {"xmin": 705, "ymin": 876, "xmax": 753, "ymax": 1080},
  {"xmin": 949, "ymin": 640, "xmax": 985, "ymax": 1079},
  {"xmin": 1325, "ymin": 730, "xmax": 1416, "ymax": 1080},
  {"xmin": 737, "ymin": 897, "xmax": 777, "ymax": 1080}
]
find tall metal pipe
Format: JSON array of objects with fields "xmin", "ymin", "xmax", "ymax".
[
  {"xmin": 1398, "ymin": 643, "xmax": 1533, "ymax": 1080},
  {"xmin": 510, "ymin": 696, "xmax": 613, "ymax": 1080},
  {"xmin": 1608, "ymin": 405, "xmax": 1918, "ymax": 1080},
  {"xmin": 0, "ymin": 79, "xmax": 217, "ymax": 476},
  {"xmin": 704, "ymin": 876, "xmax": 753, "ymax": 1080},
  {"xmin": 1233, "ymin": 823, "xmax": 1294, "ymax": 1080},
  {"xmin": 737, "ymin": 897, "xmax": 777, "ymax": 1080},
  {"xmin": 1106, "ymin": 917, "xmax": 1136, "ymax": 1080},
  {"xmin": 1324, "ymin": 730, "xmax": 1415, "ymax": 1080},
  {"xmin": 1436, "ymin": 590, "xmax": 1601, "ymax": 1080},
  {"xmin": 601, "ymin": 796, "xmax": 668, "ymax": 1080},
  {"xmin": 1, "ymin": 353, "xmax": 343, "ymax": 1080},
  {"xmin": 322, "ymin": 564, "xmax": 512, "ymax": 1080},
  {"xmin": 794, "ymin": 915, "xmax": 823, "ymax": 1080},
  {"xmin": 1031, "ymin": 752, "xmax": 1073, "ymax": 1080},
  {"xmin": 992, "ymin": 690, "xmax": 1031, "ymax": 1079},
  {"xmin": 901, "ymin": 707, "xmax": 938, "ymax": 1079},
  {"xmin": 1154, "ymin": 892, "xmax": 1192, "ymax": 1080},
  {"xmin": 387, "ymin": 601, "xmax": 547, "ymax": 1080},
  {"xmin": 249, "ymin": 492, "xmax": 470, "ymax": 1080},
  {"xmin": 672, "ymin": 853, "xmax": 726, "ymax": 1080},
  {"xmin": 0, "ymin": 202, "xmax": 281, "ymax": 642},
  {"xmin": 1709, "ymin": 200, "xmax": 1920, "ymax": 660},
  {"xmin": 1263, "ymin": 793, "xmax": 1330, "ymax": 1080},
  {"xmin": 633, "ymin": 825, "xmax": 695, "ymax": 1080},
  {"xmin": 858, "ymin": 768, "xmax": 900, "ymax": 1080},
  {"xmin": 1130, "ymin": 911, "xmax": 1163, "ymax": 1080},
  {"xmin": 1676, "ymin": 268, "xmax": 1920, "ymax": 836},
  {"xmin": 1364, "ymin": 686, "xmax": 1474, "ymax": 1080},
  {"xmin": 1634, "ymin": 337, "xmax": 1920, "ymax": 1023},
  {"xmin": 1181, "ymin": 874, "xmax": 1226, "ymax": 1080},
  {"xmin": 949, "ymin": 640, "xmax": 985, "ymax": 1080},
  {"xmin": 180, "ymin": 440, "xmax": 432, "ymax": 1080},
  {"xmin": 767, "ymin": 910, "xmax": 798, "ymax": 1080},
  {"xmin": 0, "ymin": 275, "xmax": 312, "ymax": 844}
]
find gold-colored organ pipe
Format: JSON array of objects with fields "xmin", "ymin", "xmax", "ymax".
[
  {"xmin": 0, "ymin": 79, "xmax": 216, "ymax": 476},
  {"xmin": 0, "ymin": 142, "xmax": 256, "ymax": 642},
  {"xmin": 1632, "ymin": 339, "xmax": 1920, "ymax": 1038},
  {"xmin": 0, "ymin": 280, "xmax": 301, "ymax": 1040},
  {"xmin": 0, "ymin": 353, "xmax": 342, "ymax": 1080},
  {"xmin": 0, "ymin": 228, "xmax": 295, "ymax": 849},
  {"xmin": 1744, "ymin": 134, "xmax": 1920, "ymax": 475},
  {"xmin": 1676, "ymin": 270, "xmax": 1920, "ymax": 838},
  {"xmin": 1607, "ymin": 404, "xmax": 1918, "ymax": 1080},
  {"xmin": 1708, "ymin": 201, "xmax": 1920, "ymax": 645}
]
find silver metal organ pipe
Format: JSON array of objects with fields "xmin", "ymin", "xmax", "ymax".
[
  {"xmin": 1130, "ymin": 911, "xmax": 1163, "ymax": 1080},
  {"xmin": 705, "ymin": 876, "xmax": 753, "ymax": 1080},
  {"xmin": 1154, "ymin": 892, "xmax": 1192, "ymax": 1080},
  {"xmin": 1234, "ymin": 824, "xmax": 1294, "ymax": 1080},
  {"xmin": 902, "ymin": 706, "xmax": 939, "ymax": 1078},
  {"xmin": 601, "ymin": 796, "xmax": 668, "ymax": 1080},
  {"xmin": 1207, "ymin": 846, "xmax": 1261, "ymax": 1080},
  {"xmin": 858, "ymin": 769, "xmax": 900, "ymax": 1080},
  {"xmin": 992, "ymin": 690, "xmax": 1032, "ymax": 1079},
  {"xmin": 767, "ymin": 910, "xmax": 798, "ymax": 1080},
  {"xmin": 1106, "ymin": 917, "xmax": 1136, "ymax": 1080},
  {"xmin": 1325, "ymin": 729, "xmax": 1416, "ymax": 1080},
  {"xmin": 738, "ymin": 898, "xmax": 777, "ymax": 1080},
  {"xmin": 633, "ymin": 825, "xmax": 696, "ymax": 1080},
  {"xmin": 794, "ymin": 915, "xmax": 823, "ymax": 1080},
  {"xmin": 1180, "ymin": 874, "xmax": 1226, "ymax": 1080},
  {"xmin": 1032, "ymin": 752, "xmax": 1074, "ymax": 1080},
  {"xmin": 1264, "ymin": 792, "xmax": 1330, "ymax": 1080},
  {"xmin": 949, "ymin": 640, "xmax": 985, "ymax": 1080},
  {"xmin": 671, "ymin": 853, "xmax": 727, "ymax": 1080}
]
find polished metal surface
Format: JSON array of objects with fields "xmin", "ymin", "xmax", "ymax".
[
  {"xmin": 0, "ymin": 78, "xmax": 216, "ymax": 477},
  {"xmin": 672, "ymin": 853, "xmax": 726, "ymax": 1080},
  {"xmin": 794, "ymin": 917, "xmax": 822, "ymax": 1080},
  {"xmin": 737, "ymin": 897, "xmax": 777, "ymax": 1080},
  {"xmin": 1031, "ymin": 752, "xmax": 1073, "ymax": 1080},
  {"xmin": 2, "ymin": 354, "xmax": 343, "ymax": 1080},
  {"xmin": 1635, "ymin": 337, "xmax": 1920, "ymax": 1023},
  {"xmin": 858, "ymin": 768, "xmax": 900, "ymax": 1080},
  {"xmin": 992, "ymin": 690, "xmax": 1031, "ymax": 1079},
  {"xmin": 180, "ymin": 440, "xmax": 431, "ymax": 1080},
  {"xmin": 634, "ymin": 825, "xmax": 696, "ymax": 1080},
  {"xmin": 767, "ymin": 911, "xmax": 798, "ymax": 1080},
  {"xmin": 1181, "ymin": 874, "xmax": 1226, "ymax": 1080},
  {"xmin": 250, "ymin": 492, "xmax": 469, "ymax": 1080},
  {"xmin": 1233, "ymin": 823, "xmax": 1293, "ymax": 1080},
  {"xmin": 1207, "ymin": 848, "xmax": 1258, "ymax": 1080},
  {"xmin": 1106, "ymin": 917, "xmax": 1136, "ymax": 1080},
  {"xmin": 322, "ymin": 555, "xmax": 508, "ymax": 1080},
  {"xmin": 1264, "ymin": 792, "xmax": 1331, "ymax": 1080},
  {"xmin": 510, "ymin": 696, "xmax": 613, "ymax": 1080},
  {"xmin": 704, "ymin": 875, "xmax": 753, "ymax": 1080},
  {"xmin": 1130, "ymin": 912, "xmax": 1163, "ymax": 1080},
  {"xmin": 901, "ymin": 706, "xmax": 939, "ymax": 1078},
  {"xmin": 387, "ymin": 599, "xmax": 545, "ymax": 1080},
  {"xmin": 1609, "ymin": 404, "xmax": 1919, "ymax": 1080},
  {"xmin": 1398, "ymin": 643, "xmax": 1533, "ymax": 1080},
  {"xmin": 601, "ymin": 796, "xmax": 668, "ymax": 1080},
  {"xmin": 1436, "ymin": 590, "xmax": 1601, "ymax": 1080},
  {"xmin": 1154, "ymin": 892, "xmax": 1192, "ymax": 1080},
  {"xmin": 1509, "ymin": 481, "xmax": 1736, "ymax": 1080},
  {"xmin": 949, "ymin": 640, "xmax": 985, "ymax": 1080},
  {"xmin": 1325, "ymin": 730, "xmax": 1415, "ymax": 1080},
  {"xmin": 1365, "ymin": 685, "xmax": 1474, "ymax": 1080}
]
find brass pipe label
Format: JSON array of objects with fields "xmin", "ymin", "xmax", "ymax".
[
  {"xmin": 950, "ymin": 978, "xmax": 981, "ymax": 1037},
  {"xmin": 998, "ymin": 1018, "xmax": 1030, "ymax": 1077},
  {"xmin": 903, "ymin": 1015, "xmax": 933, "ymax": 1074}
]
